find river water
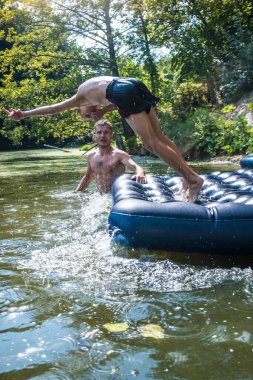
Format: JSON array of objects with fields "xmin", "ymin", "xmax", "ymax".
[{"xmin": 0, "ymin": 149, "xmax": 253, "ymax": 380}]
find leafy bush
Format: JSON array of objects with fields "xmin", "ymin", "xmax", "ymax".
[
  {"xmin": 160, "ymin": 107, "xmax": 253, "ymax": 158},
  {"xmin": 171, "ymin": 81, "xmax": 209, "ymax": 118},
  {"xmin": 159, "ymin": 108, "xmax": 212, "ymax": 156},
  {"xmin": 123, "ymin": 135, "xmax": 143, "ymax": 155},
  {"xmin": 222, "ymin": 105, "xmax": 236, "ymax": 113},
  {"xmin": 192, "ymin": 110, "xmax": 253, "ymax": 157},
  {"xmin": 218, "ymin": 38, "xmax": 253, "ymax": 103}
]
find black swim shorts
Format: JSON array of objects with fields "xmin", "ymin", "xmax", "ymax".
[{"xmin": 105, "ymin": 77, "xmax": 159, "ymax": 118}]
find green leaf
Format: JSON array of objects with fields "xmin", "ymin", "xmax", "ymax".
[
  {"xmin": 247, "ymin": 103, "xmax": 253, "ymax": 111},
  {"xmin": 140, "ymin": 324, "xmax": 165, "ymax": 339},
  {"xmin": 103, "ymin": 322, "xmax": 129, "ymax": 333},
  {"xmin": 221, "ymin": 105, "xmax": 236, "ymax": 113}
]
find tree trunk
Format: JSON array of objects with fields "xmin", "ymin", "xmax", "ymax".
[
  {"xmin": 104, "ymin": 0, "xmax": 119, "ymax": 77},
  {"xmin": 116, "ymin": 134, "xmax": 126, "ymax": 150},
  {"xmin": 138, "ymin": 11, "xmax": 160, "ymax": 95},
  {"xmin": 104, "ymin": 0, "xmax": 135, "ymax": 147}
]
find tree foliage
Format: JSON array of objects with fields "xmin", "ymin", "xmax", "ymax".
[
  {"xmin": 143, "ymin": 0, "xmax": 253, "ymax": 102},
  {"xmin": 0, "ymin": 0, "xmax": 91, "ymax": 147},
  {"xmin": 1, "ymin": 0, "xmax": 253, "ymax": 155}
]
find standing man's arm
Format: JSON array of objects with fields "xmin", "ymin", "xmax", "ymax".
[
  {"xmin": 119, "ymin": 151, "xmax": 147, "ymax": 184},
  {"xmin": 75, "ymin": 161, "xmax": 95, "ymax": 192},
  {"xmin": 2, "ymin": 95, "xmax": 78, "ymax": 121}
]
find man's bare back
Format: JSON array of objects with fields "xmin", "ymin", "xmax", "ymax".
[{"xmin": 75, "ymin": 76, "xmax": 115, "ymax": 107}]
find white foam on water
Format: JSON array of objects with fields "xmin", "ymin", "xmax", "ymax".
[{"xmin": 19, "ymin": 191, "xmax": 253, "ymax": 296}]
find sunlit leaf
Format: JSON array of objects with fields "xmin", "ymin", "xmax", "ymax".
[
  {"xmin": 247, "ymin": 103, "xmax": 253, "ymax": 111},
  {"xmin": 140, "ymin": 324, "xmax": 165, "ymax": 339},
  {"xmin": 103, "ymin": 322, "xmax": 129, "ymax": 333}
]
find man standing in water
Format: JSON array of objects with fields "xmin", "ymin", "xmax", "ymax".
[
  {"xmin": 76, "ymin": 119, "xmax": 146, "ymax": 193},
  {"xmin": 3, "ymin": 76, "xmax": 203, "ymax": 201}
]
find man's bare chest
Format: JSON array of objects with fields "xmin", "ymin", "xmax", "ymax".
[{"xmin": 91, "ymin": 157, "xmax": 123, "ymax": 174}]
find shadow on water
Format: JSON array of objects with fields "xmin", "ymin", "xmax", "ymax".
[
  {"xmin": 119, "ymin": 248, "xmax": 253, "ymax": 269},
  {"xmin": 0, "ymin": 148, "xmax": 85, "ymax": 178}
]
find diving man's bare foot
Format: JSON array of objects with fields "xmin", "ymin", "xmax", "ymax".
[
  {"xmin": 181, "ymin": 179, "xmax": 188, "ymax": 193},
  {"xmin": 175, "ymin": 179, "xmax": 188, "ymax": 196},
  {"xmin": 188, "ymin": 176, "xmax": 204, "ymax": 203}
]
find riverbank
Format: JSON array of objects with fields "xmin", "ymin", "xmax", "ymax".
[{"xmin": 201, "ymin": 154, "xmax": 243, "ymax": 165}]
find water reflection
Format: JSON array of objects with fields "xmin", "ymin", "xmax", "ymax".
[{"xmin": 1, "ymin": 149, "xmax": 253, "ymax": 379}]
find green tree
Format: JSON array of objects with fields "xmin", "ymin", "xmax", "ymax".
[
  {"xmin": 48, "ymin": 0, "xmax": 121, "ymax": 76},
  {"xmin": 44, "ymin": 0, "xmax": 138, "ymax": 145},
  {"xmin": 144, "ymin": 0, "xmax": 253, "ymax": 102},
  {"xmin": 0, "ymin": 0, "xmax": 89, "ymax": 147},
  {"xmin": 121, "ymin": 0, "xmax": 160, "ymax": 95}
]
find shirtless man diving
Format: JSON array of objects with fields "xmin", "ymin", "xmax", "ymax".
[
  {"xmin": 2, "ymin": 76, "xmax": 203, "ymax": 202},
  {"xmin": 76, "ymin": 119, "xmax": 146, "ymax": 193}
]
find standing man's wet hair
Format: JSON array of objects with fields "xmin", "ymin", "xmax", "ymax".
[{"xmin": 94, "ymin": 119, "xmax": 113, "ymax": 132}]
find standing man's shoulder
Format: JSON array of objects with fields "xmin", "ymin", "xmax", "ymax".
[
  {"xmin": 86, "ymin": 150, "xmax": 97, "ymax": 162},
  {"xmin": 112, "ymin": 147, "xmax": 123, "ymax": 154},
  {"xmin": 113, "ymin": 147, "xmax": 130, "ymax": 159}
]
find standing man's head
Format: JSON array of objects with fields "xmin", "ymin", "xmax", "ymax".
[{"xmin": 93, "ymin": 119, "xmax": 114, "ymax": 147}]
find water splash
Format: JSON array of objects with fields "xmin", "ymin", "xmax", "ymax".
[{"xmin": 19, "ymin": 190, "xmax": 253, "ymax": 296}]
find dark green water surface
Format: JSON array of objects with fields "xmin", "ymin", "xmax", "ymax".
[{"xmin": 1, "ymin": 149, "xmax": 253, "ymax": 380}]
